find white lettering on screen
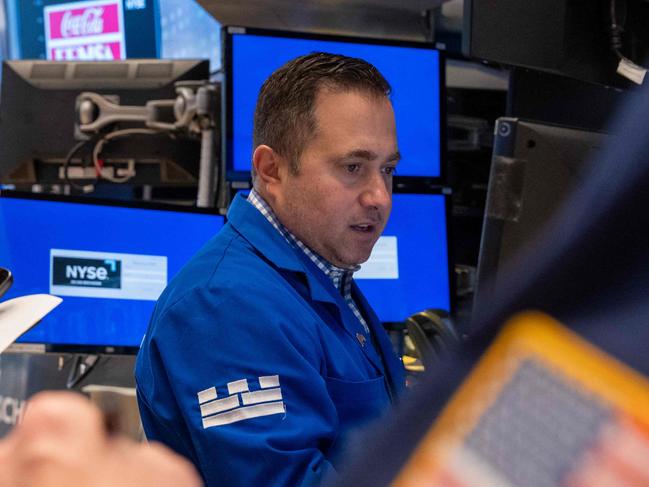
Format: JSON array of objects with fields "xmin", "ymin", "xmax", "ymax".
[
  {"xmin": 60, "ymin": 8, "xmax": 105, "ymax": 37},
  {"xmin": 355, "ymin": 236, "xmax": 399, "ymax": 280}
]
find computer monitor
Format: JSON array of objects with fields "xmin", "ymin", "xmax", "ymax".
[
  {"xmin": 474, "ymin": 118, "xmax": 610, "ymax": 305},
  {"xmin": 0, "ymin": 191, "xmax": 224, "ymax": 352},
  {"xmin": 222, "ymin": 26, "xmax": 445, "ymax": 181},
  {"xmin": 0, "ymin": 59, "xmax": 209, "ymax": 188},
  {"xmin": 463, "ymin": 0, "xmax": 649, "ymax": 88},
  {"xmin": 356, "ymin": 192, "xmax": 452, "ymax": 323}
]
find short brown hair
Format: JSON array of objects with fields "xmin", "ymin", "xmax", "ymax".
[{"xmin": 252, "ymin": 52, "xmax": 391, "ymax": 178}]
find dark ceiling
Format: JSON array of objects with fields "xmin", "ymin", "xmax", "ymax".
[{"xmin": 195, "ymin": 0, "xmax": 451, "ymax": 41}]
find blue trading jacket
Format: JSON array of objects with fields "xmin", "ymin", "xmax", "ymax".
[{"xmin": 135, "ymin": 193, "xmax": 405, "ymax": 487}]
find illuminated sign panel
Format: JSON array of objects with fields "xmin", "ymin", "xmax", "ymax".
[{"xmin": 44, "ymin": 0, "xmax": 126, "ymax": 61}]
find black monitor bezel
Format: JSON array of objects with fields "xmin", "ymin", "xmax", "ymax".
[
  {"xmin": 0, "ymin": 190, "xmax": 225, "ymax": 354},
  {"xmin": 221, "ymin": 25, "xmax": 447, "ymax": 186}
]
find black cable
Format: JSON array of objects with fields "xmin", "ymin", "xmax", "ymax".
[
  {"xmin": 608, "ymin": 0, "xmax": 624, "ymax": 57},
  {"xmin": 63, "ymin": 139, "xmax": 97, "ymax": 191},
  {"xmin": 609, "ymin": 0, "xmax": 629, "ymax": 59}
]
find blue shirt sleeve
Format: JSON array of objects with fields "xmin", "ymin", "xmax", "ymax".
[{"xmin": 136, "ymin": 285, "xmax": 345, "ymax": 487}]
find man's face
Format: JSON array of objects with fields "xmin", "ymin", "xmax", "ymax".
[{"xmin": 273, "ymin": 89, "xmax": 399, "ymax": 268}]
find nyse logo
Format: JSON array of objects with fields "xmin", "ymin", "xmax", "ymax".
[
  {"xmin": 197, "ymin": 375, "xmax": 285, "ymax": 429},
  {"xmin": 52, "ymin": 257, "xmax": 121, "ymax": 289}
]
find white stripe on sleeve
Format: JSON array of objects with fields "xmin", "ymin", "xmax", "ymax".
[
  {"xmin": 197, "ymin": 387, "xmax": 217, "ymax": 404},
  {"xmin": 200, "ymin": 395, "xmax": 240, "ymax": 417},
  {"xmin": 227, "ymin": 379, "xmax": 249, "ymax": 395},
  {"xmin": 240, "ymin": 387, "xmax": 282, "ymax": 406},
  {"xmin": 259, "ymin": 375, "xmax": 280, "ymax": 389},
  {"xmin": 202, "ymin": 401, "xmax": 285, "ymax": 429}
]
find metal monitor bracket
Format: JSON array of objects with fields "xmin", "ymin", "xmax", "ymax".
[{"xmin": 75, "ymin": 81, "xmax": 219, "ymax": 207}]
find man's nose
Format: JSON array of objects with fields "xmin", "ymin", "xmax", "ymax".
[{"xmin": 359, "ymin": 172, "xmax": 391, "ymax": 210}]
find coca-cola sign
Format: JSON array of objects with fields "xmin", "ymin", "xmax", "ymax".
[{"xmin": 44, "ymin": 0, "xmax": 126, "ymax": 61}]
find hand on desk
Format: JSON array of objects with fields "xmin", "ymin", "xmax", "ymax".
[{"xmin": 0, "ymin": 391, "xmax": 202, "ymax": 487}]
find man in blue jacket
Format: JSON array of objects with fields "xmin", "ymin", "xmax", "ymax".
[{"xmin": 135, "ymin": 52, "xmax": 405, "ymax": 487}]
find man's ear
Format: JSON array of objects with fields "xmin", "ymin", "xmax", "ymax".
[{"xmin": 253, "ymin": 145, "xmax": 284, "ymax": 199}]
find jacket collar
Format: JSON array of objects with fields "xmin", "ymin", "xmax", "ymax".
[{"xmin": 227, "ymin": 193, "xmax": 339, "ymax": 306}]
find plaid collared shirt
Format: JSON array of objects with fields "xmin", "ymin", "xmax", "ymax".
[{"xmin": 248, "ymin": 189, "xmax": 370, "ymax": 334}]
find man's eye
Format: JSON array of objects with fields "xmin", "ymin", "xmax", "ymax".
[
  {"xmin": 345, "ymin": 164, "xmax": 361, "ymax": 173},
  {"xmin": 383, "ymin": 166, "xmax": 397, "ymax": 176}
]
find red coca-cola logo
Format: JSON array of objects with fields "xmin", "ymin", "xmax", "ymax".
[
  {"xmin": 60, "ymin": 8, "xmax": 105, "ymax": 38},
  {"xmin": 46, "ymin": 1, "xmax": 121, "ymax": 41}
]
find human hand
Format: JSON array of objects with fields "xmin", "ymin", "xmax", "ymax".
[{"xmin": 0, "ymin": 391, "xmax": 202, "ymax": 487}]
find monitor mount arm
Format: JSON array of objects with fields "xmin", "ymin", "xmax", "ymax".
[{"xmin": 75, "ymin": 81, "xmax": 220, "ymax": 207}]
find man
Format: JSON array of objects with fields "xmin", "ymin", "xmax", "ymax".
[{"xmin": 135, "ymin": 52, "xmax": 405, "ymax": 487}]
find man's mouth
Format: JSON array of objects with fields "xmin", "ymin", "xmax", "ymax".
[{"xmin": 350, "ymin": 223, "xmax": 377, "ymax": 233}]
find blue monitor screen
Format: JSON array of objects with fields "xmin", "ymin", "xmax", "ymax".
[
  {"xmin": 355, "ymin": 193, "xmax": 451, "ymax": 322},
  {"xmin": 226, "ymin": 30, "xmax": 442, "ymax": 178},
  {"xmin": 0, "ymin": 194, "xmax": 224, "ymax": 350}
]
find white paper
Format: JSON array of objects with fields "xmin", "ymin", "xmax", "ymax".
[
  {"xmin": 617, "ymin": 58, "xmax": 647, "ymax": 85},
  {"xmin": 0, "ymin": 294, "xmax": 62, "ymax": 353}
]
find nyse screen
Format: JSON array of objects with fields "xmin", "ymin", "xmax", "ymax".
[{"xmin": 0, "ymin": 193, "xmax": 223, "ymax": 351}]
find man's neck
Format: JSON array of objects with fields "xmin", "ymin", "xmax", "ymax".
[{"xmin": 247, "ymin": 189, "xmax": 358, "ymax": 274}]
